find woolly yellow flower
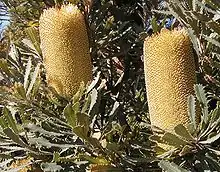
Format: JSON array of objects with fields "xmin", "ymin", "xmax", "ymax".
[
  {"xmin": 144, "ymin": 29, "xmax": 196, "ymax": 133},
  {"xmin": 39, "ymin": 4, "xmax": 92, "ymax": 97}
]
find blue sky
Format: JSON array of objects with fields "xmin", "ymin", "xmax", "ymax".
[
  {"xmin": 0, "ymin": 18, "xmax": 10, "ymax": 37},
  {"xmin": 0, "ymin": 20, "xmax": 10, "ymax": 29},
  {"xmin": 0, "ymin": 2, "xmax": 10, "ymax": 35}
]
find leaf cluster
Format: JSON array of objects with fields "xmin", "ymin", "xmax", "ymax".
[{"xmin": 0, "ymin": 0, "xmax": 219, "ymax": 172}]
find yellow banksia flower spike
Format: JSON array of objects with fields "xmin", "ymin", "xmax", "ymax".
[
  {"xmin": 144, "ymin": 28, "xmax": 196, "ymax": 133},
  {"xmin": 39, "ymin": 4, "xmax": 92, "ymax": 97}
]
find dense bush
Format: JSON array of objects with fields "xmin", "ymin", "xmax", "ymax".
[{"xmin": 0, "ymin": 0, "xmax": 219, "ymax": 171}]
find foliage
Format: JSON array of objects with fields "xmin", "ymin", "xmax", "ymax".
[
  {"xmin": 158, "ymin": 0, "xmax": 220, "ymax": 101},
  {"xmin": 151, "ymin": 85, "xmax": 220, "ymax": 171},
  {"xmin": 0, "ymin": 0, "xmax": 219, "ymax": 172}
]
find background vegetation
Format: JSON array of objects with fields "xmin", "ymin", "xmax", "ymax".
[{"xmin": 0, "ymin": 0, "xmax": 219, "ymax": 171}]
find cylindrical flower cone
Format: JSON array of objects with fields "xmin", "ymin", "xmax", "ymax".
[
  {"xmin": 39, "ymin": 4, "xmax": 92, "ymax": 97},
  {"xmin": 144, "ymin": 29, "xmax": 196, "ymax": 133}
]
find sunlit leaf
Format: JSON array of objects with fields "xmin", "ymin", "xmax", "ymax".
[
  {"xmin": 25, "ymin": 27, "xmax": 42, "ymax": 56},
  {"xmin": 194, "ymin": 84, "xmax": 209, "ymax": 123},
  {"xmin": 159, "ymin": 160, "xmax": 189, "ymax": 172},
  {"xmin": 23, "ymin": 57, "xmax": 32, "ymax": 90},
  {"xmin": 3, "ymin": 107, "xmax": 19, "ymax": 134},
  {"xmin": 174, "ymin": 124, "xmax": 194, "ymax": 141},
  {"xmin": 200, "ymin": 132, "xmax": 220, "ymax": 144},
  {"xmin": 162, "ymin": 132, "xmax": 188, "ymax": 148},
  {"xmin": 64, "ymin": 104, "xmax": 76, "ymax": 128},
  {"xmin": 187, "ymin": 95, "xmax": 196, "ymax": 130},
  {"xmin": 26, "ymin": 63, "xmax": 41, "ymax": 96},
  {"xmin": 41, "ymin": 163, "xmax": 63, "ymax": 172}
]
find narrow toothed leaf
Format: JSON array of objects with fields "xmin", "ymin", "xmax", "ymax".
[{"xmin": 187, "ymin": 95, "xmax": 196, "ymax": 130}]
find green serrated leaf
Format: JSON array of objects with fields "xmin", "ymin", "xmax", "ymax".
[
  {"xmin": 31, "ymin": 78, "xmax": 41, "ymax": 97},
  {"xmin": 52, "ymin": 152, "xmax": 60, "ymax": 163},
  {"xmin": 205, "ymin": 154, "xmax": 220, "ymax": 171},
  {"xmin": 203, "ymin": 34, "xmax": 220, "ymax": 48},
  {"xmin": 0, "ymin": 153, "xmax": 12, "ymax": 159},
  {"xmin": 88, "ymin": 89, "xmax": 100, "ymax": 117},
  {"xmin": 109, "ymin": 101, "xmax": 120, "ymax": 117},
  {"xmin": 29, "ymin": 137, "xmax": 76, "ymax": 150},
  {"xmin": 72, "ymin": 82, "xmax": 85, "ymax": 102},
  {"xmin": 79, "ymin": 154, "xmax": 109, "ymax": 165},
  {"xmin": 73, "ymin": 102, "xmax": 80, "ymax": 114},
  {"xmin": 207, "ymin": 21, "xmax": 220, "ymax": 35},
  {"xmin": 158, "ymin": 160, "xmax": 189, "ymax": 172},
  {"xmin": 187, "ymin": 28, "xmax": 201, "ymax": 56},
  {"xmin": 3, "ymin": 128, "xmax": 31, "ymax": 150},
  {"xmin": 186, "ymin": 0, "xmax": 193, "ymax": 10},
  {"xmin": 174, "ymin": 124, "xmax": 194, "ymax": 141},
  {"xmin": 207, "ymin": 148, "xmax": 220, "ymax": 156},
  {"xmin": 14, "ymin": 83, "xmax": 26, "ymax": 99},
  {"xmin": 0, "ymin": 116, "xmax": 8, "ymax": 130},
  {"xmin": 192, "ymin": 0, "xmax": 198, "ymax": 11},
  {"xmin": 64, "ymin": 104, "xmax": 77, "ymax": 128},
  {"xmin": 162, "ymin": 132, "xmax": 188, "ymax": 148},
  {"xmin": 23, "ymin": 57, "xmax": 32, "ymax": 90},
  {"xmin": 25, "ymin": 123, "xmax": 63, "ymax": 137},
  {"xmin": 211, "ymin": 104, "xmax": 220, "ymax": 122},
  {"xmin": 187, "ymin": 123, "xmax": 196, "ymax": 135},
  {"xmin": 1, "ymin": 0, "xmax": 10, "ymax": 6},
  {"xmin": 106, "ymin": 142, "xmax": 120, "ymax": 151},
  {"xmin": 102, "ymin": 102, "xmax": 120, "ymax": 131},
  {"xmin": 87, "ymin": 72, "xmax": 101, "ymax": 93},
  {"xmin": 0, "ymin": 59, "xmax": 11, "ymax": 77},
  {"xmin": 190, "ymin": 11, "xmax": 210, "ymax": 22},
  {"xmin": 194, "ymin": 84, "xmax": 209, "ymax": 123},
  {"xmin": 198, "ymin": 0, "xmax": 220, "ymax": 13},
  {"xmin": 151, "ymin": 16, "xmax": 159, "ymax": 33},
  {"xmin": 200, "ymin": 132, "xmax": 220, "ymax": 144},
  {"xmin": 82, "ymin": 95, "xmax": 91, "ymax": 113},
  {"xmin": 72, "ymin": 126, "xmax": 87, "ymax": 139},
  {"xmin": 76, "ymin": 113, "xmax": 90, "ymax": 135},
  {"xmin": 3, "ymin": 107, "xmax": 19, "ymax": 134},
  {"xmin": 179, "ymin": 145, "xmax": 194, "ymax": 156},
  {"xmin": 161, "ymin": 17, "xmax": 168, "ymax": 29},
  {"xmin": 41, "ymin": 163, "xmax": 63, "ymax": 172},
  {"xmin": 26, "ymin": 63, "xmax": 41, "ymax": 96},
  {"xmin": 72, "ymin": 126, "xmax": 102, "ymax": 149},
  {"xmin": 25, "ymin": 27, "xmax": 42, "ymax": 56},
  {"xmin": 199, "ymin": 115, "xmax": 220, "ymax": 140},
  {"xmin": 188, "ymin": 95, "xmax": 196, "ymax": 130},
  {"xmin": 149, "ymin": 135, "xmax": 163, "ymax": 144}
]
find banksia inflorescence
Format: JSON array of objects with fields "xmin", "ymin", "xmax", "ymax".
[
  {"xmin": 144, "ymin": 29, "xmax": 196, "ymax": 133},
  {"xmin": 39, "ymin": 4, "xmax": 92, "ymax": 97}
]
